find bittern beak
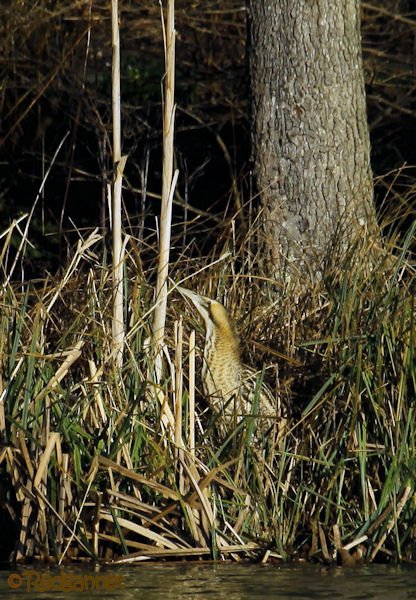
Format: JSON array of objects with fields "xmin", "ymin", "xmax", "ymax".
[{"xmin": 176, "ymin": 285, "xmax": 211, "ymax": 320}]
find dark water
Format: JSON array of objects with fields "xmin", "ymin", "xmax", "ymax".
[{"xmin": 1, "ymin": 562, "xmax": 416, "ymax": 599}]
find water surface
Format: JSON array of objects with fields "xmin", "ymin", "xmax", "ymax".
[{"xmin": 1, "ymin": 562, "xmax": 415, "ymax": 599}]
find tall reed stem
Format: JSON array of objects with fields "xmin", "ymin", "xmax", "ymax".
[
  {"xmin": 111, "ymin": 0, "xmax": 126, "ymax": 369},
  {"xmin": 152, "ymin": 0, "xmax": 177, "ymax": 381}
]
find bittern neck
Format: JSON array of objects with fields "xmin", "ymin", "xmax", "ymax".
[{"xmin": 205, "ymin": 322, "xmax": 241, "ymax": 364}]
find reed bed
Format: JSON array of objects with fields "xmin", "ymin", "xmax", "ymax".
[{"xmin": 0, "ymin": 192, "xmax": 415, "ymax": 566}]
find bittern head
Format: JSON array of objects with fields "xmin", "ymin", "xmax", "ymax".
[{"xmin": 177, "ymin": 286, "xmax": 236, "ymax": 342}]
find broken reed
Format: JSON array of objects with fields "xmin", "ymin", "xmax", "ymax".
[{"xmin": 0, "ymin": 209, "xmax": 415, "ymax": 564}]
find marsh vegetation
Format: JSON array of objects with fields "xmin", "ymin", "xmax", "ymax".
[{"xmin": 0, "ymin": 1, "xmax": 415, "ymax": 565}]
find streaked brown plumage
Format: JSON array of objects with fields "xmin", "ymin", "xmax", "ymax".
[{"xmin": 178, "ymin": 286, "xmax": 286, "ymax": 439}]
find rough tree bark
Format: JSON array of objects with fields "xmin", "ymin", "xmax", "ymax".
[{"xmin": 249, "ymin": 0, "xmax": 378, "ymax": 282}]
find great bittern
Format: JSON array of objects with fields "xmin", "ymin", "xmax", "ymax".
[{"xmin": 178, "ymin": 286, "xmax": 286, "ymax": 439}]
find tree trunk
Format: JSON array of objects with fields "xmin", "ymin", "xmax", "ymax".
[{"xmin": 249, "ymin": 0, "xmax": 377, "ymax": 282}]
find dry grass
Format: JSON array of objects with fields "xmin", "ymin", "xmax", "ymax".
[{"xmin": 0, "ymin": 190, "xmax": 415, "ymax": 565}]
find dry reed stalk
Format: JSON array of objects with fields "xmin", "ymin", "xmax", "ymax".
[
  {"xmin": 92, "ymin": 492, "xmax": 102, "ymax": 557},
  {"xmin": 343, "ymin": 534, "xmax": 368, "ymax": 553},
  {"xmin": 369, "ymin": 484, "xmax": 413, "ymax": 563},
  {"xmin": 82, "ymin": 385, "xmax": 100, "ymax": 429},
  {"xmin": 20, "ymin": 430, "xmax": 59, "ymax": 561},
  {"xmin": 111, "ymin": 547, "xmax": 210, "ymax": 564},
  {"xmin": 106, "ymin": 489, "xmax": 159, "ymax": 514},
  {"xmin": 88, "ymin": 359, "xmax": 108, "ymax": 424},
  {"xmin": 34, "ymin": 340, "xmax": 84, "ymax": 403},
  {"xmin": 111, "ymin": 0, "xmax": 127, "ymax": 370},
  {"xmin": 2, "ymin": 131, "xmax": 69, "ymax": 288},
  {"xmin": 33, "ymin": 432, "xmax": 56, "ymax": 560},
  {"xmin": 57, "ymin": 452, "xmax": 70, "ymax": 556},
  {"xmin": 61, "ymin": 453, "xmax": 73, "ymax": 506},
  {"xmin": 58, "ymin": 478, "xmax": 94, "ymax": 564},
  {"xmin": 12, "ymin": 436, "xmax": 34, "ymax": 559},
  {"xmin": 96, "ymin": 456, "xmax": 181, "ymax": 501},
  {"xmin": 38, "ymin": 504, "xmax": 49, "ymax": 560},
  {"xmin": 152, "ymin": 0, "xmax": 177, "ymax": 382},
  {"xmin": 110, "ymin": 541, "xmax": 261, "ymax": 564},
  {"xmin": 180, "ymin": 457, "xmax": 216, "ymax": 540},
  {"xmin": 184, "ymin": 502, "xmax": 206, "ymax": 547},
  {"xmin": 174, "ymin": 318, "xmax": 184, "ymax": 448},
  {"xmin": 188, "ymin": 329, "xmax": 196, "ymax": 455},
  {"xmin": 45, "ymin": 228, "xmax": 101, "ymax": 313},
  {"xmin": 100, "ymin": 512, "xmax": 182, "ymax": 549},
  {"xmin": 0, "ymin": 214, "xmax": 28, "ymax": 275},
  {"xmin": 17, "ymin": 434, "xmax": 34, "ymax": 479},
  {"xmin": 233, "ymin": 494, "xmax": 252, "ymax": 535},
  {"xmin": 318, "ymin": 523, "xmax": 331, "ymax": 563},
  {"xmin": 18, "ymin": 495, "xmax": 33, "ymax": 560},
  {"xmin": 33, "ymin": 432, "xmax": 60, "ymax": 491},
  {"xmin": 94, "ymin": 534, "xmax": 165, "ymax": 552},
  {"xmin": 156, "ymin": 344, "xmax": 177, "ymax": 443}
]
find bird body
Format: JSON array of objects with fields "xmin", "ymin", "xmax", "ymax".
[
  {"xmin": 178, "ymin": 286, "xmax": 283, "ymax": 437},
  {"xmin": 199, "ymin": 299, "xmax": 242, "ymax": 412}
]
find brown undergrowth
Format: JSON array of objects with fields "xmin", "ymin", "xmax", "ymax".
[{"xmin": 0, "ymin": 194, "xmax": 415, "ymax": 565}]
